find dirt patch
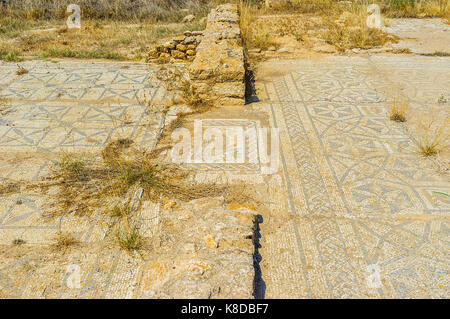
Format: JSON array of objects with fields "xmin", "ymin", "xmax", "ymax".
[{"xmin": 385, "ymin": 18, "xmax": 450, "ymax": 55}]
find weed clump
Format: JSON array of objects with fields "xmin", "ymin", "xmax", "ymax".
[
  {"xmin": 16, "ymin": 65, "xmax": 28, "ymax": 75},
  {"xmin": 116, "ymin": 224, "xmax": 141, "ymax": 251},
  {"xmin": 416, "ymin": 117, "xmax": 449, "ymax": 157},
  {"xmin": 45, "ymin": 139, "xmax": 223, "ymax": 218},
  {"xmin": 389, "ymin": 96, "xmax": 408, "ymax": 122},
  {"xmin": 54, "ymin": 233, "xmax": 78, "ymax": 249},
  {"xmin": 58, "ymin": 155, "xmax": 87, "ymax": 180},
  {"xmin": 12, "ymin": 239, "xmax": 26, "ymax": 245}
]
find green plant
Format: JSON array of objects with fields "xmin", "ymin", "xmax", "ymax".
[{"xmin": 116, "ymin": 224, "xmax": 141, "ymax": 251}]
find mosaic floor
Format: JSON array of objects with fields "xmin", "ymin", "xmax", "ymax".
[
  {"xmin": 0, "ymin": 61, "xmax": 168, "ymax": 298},
  {"xmin": 0, "ymin": 55, "xmax": 448, "ymax": 299},
  {"xmin": 257, "ymin": 56, "xmax": 450, "ymax": 298}
]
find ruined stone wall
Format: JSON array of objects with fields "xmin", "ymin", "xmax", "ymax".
[{"xmin": 189, "ymin": 4, "xmax": 246, "ymax": 105}]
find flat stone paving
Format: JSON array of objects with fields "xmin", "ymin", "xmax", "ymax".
[
  {"xmin": 0, "ymin": 61, "xmax": 168, "ymax": 298},
  {"xmin": 257, "ymin": 55, "xmax": 450, "ymax": 298}
]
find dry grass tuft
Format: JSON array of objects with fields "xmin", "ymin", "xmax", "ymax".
[
  {"xmin": 322, "ymin": 8, "xmax": 397, "ymax": 52},
  {"xmin": 239, "ymin": 1, "xmax": 397, "ymax": 53},
  {"xmin": 115, "ymin": 222, "xmax": 142, "ymax": 251},
  {"xmin": 54, "ymin": 233, "xmax": 78, "ymax": 249},
  {"xmin": 240, "ymin": 2, "xmax": 278, "ymax": 50},
  {"xmin": 418, "ymin": 133, "xmax": 448, "ymax": 157},
  {"xmin": 0, "ymin": 181, "xmax": 21, "ymax": 195},
  {"xmin": 111, "ymin": 203, "xmax": 130, "ymax": 218},
  {"xmin": 58, "ymin": 154, "xmax": 87, "ymax": 180},
  {"xmin": 12, "ymin": 239, "xmax": 26, "ymax": 245},
  {"xmin": 0, "ymin": 96, "xmax": 12, "ymax": 115},
  {"xmin": 392, "ymin": 47, "xmax": 412, "ymax": 54},
  {"xmin": 42, "ymin": 138, "xmax": 226, "ymax": 218},
  {"xmin": 102, "ymin": 138, "xmax": 134, "ymax": 165},
  {"xmin": 383, "ymin": 0, "xmax": 450, "ymax": 20},
  {"xmin": 389, "ymin": 96, "xmax": 408, "ymax": 122}
]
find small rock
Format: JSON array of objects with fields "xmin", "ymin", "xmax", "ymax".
[
  {"xmin": 183, "ymin": 36, "xmax": 196, "ymax": 45},
  {"xmin": 186, "ymin": 49, "xmax": 196, "ymax": 56},
  {"xmin": 184, "ymin": 31, "xmax": 192, "ymax": 36},
  {"xmin": 182, "ymin": 14, "xmax": 195, "ymax": 23},
  {"xmin": 187, "ymin": 44, "xmax": 196, "ymax": 50},
  {"xmin": 177, "ymin": 212, "xmax": 191, "ymax": 220},
  {"xmin": 171, "ymin": 50, "xmax": 186, "ymax": 59},
  {"xmin": 176, "ymin": 44, "xmax": 187, "ymax": 52}
]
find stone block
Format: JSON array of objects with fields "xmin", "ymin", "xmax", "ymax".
[{"xmin": 171, "ymin": 50, "xmax": 186, "ymax": 59}]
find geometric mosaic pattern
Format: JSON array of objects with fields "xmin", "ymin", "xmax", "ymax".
[
  {"xmin": 0, "ymin": 61, "xmax": 168, "ymax": 298},
  {"xmin": 181, "ymin": 119, "xmax": 262, "ymax": 172},
  {"xmin": 261, "ymin": 56, "xmax": 449, "ymax": 298}
]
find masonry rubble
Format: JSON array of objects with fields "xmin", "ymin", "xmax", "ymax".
[{"xmin": 149, "ymin": 31, "xmax": 204, "ymax": 62}]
